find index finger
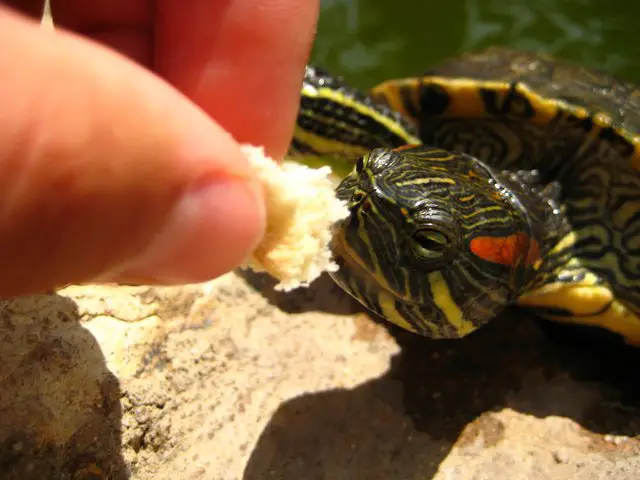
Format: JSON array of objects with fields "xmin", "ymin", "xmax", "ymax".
[
  {"xmin": 156, "ymin": 0, "xmax": 319, "ymax": 159},
  {"xmin": 45, "ymin": 0, "xmax": 319, "ymax": 159}
]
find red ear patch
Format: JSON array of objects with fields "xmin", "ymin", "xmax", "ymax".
[{"xmin": 470, "ymin": 232, "xmax": 540, "ymax": 267}]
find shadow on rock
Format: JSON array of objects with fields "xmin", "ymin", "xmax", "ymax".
[
  {"xmin": 0, "ymin": 294, "xmax": 126, "ymax": 480},
  {"xmin": 237, "ymin": 269, "xmax": 364, "ymax": 316},
  {"xmin": 244, "ymin": 278, "xmax": 640, "ymax": 479}
]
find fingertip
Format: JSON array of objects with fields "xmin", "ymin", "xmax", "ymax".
[{"xmin": 156, "ymin": 0, "xmax": 320, "ymax": 159}]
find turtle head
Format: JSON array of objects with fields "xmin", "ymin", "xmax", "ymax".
[{"xmin": 331, "ymin": 145, "xmax": 550, "ymax": 339}]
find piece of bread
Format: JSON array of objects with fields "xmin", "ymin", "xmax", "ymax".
[{"xmin": 241, "ymin": 145, "xmax": 349, "ymax": 291}]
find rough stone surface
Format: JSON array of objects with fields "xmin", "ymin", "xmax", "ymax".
[{"xmin": 0, "ymin": 270, "xmax": 639, "ymax": 479}]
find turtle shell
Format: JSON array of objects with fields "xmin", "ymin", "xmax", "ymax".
[{"xmin": 369, "ymin": 47, "xmax": 640, "ymax": 344}]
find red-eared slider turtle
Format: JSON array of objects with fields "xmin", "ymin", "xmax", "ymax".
[{"xmin": 289, "ymin": 47, "xmax": 640, "ymax": 345}]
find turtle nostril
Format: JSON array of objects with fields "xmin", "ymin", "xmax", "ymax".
[
  {"xmin": 352, "ymin": 191, "xmax": 365, "ymax": 202},
  {"xmin": 350, "ymin": 190, "xmax": 367, "ymax": 207}
]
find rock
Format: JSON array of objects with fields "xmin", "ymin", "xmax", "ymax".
[
  {"xmin": 553, "ymin": 448, "xmax": 570, "ymax": 464},
  {"xmin": 1, "ymin": 271, "xmax": 639, "ymax": 479}
]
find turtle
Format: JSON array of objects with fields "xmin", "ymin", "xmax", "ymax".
[{"xmin": 288, "ymin": 46, "xmax": 640, "ymax": 345}]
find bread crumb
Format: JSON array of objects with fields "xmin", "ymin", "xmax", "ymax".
[{"xmin": 241, "ymin": 145, "xmax": 349, "ymax": 291}]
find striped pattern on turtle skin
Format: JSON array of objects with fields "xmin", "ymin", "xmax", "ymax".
[
  {"xmin": 289, "ymin": 66, "xmax": 421, "ymax": 162},
  {"xmin": 330, "ymin": 145, "xmax": 568, "ymax": 338},
  {"xmin": 290, "ymin": 47, "xmax": 640, "ymax": 345}
]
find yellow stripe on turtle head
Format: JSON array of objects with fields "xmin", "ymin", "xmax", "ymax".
[
  {"xmin": 377, "ymin": 290, "xmax": 418, "ymax": 333},
  {"xmin": 428, "ymin": 271, "xmax": 476, "ymax": 337}
]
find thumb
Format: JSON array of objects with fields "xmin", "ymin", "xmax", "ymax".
[{"xmin": 0, "ymin": 8, "xmax": 266, "ymax": 296}]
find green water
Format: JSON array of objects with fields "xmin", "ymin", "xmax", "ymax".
[{"xmin": 311, "ymin": 0, "xmax": 640, "ymax": 88}]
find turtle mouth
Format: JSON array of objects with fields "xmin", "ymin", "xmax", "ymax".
[
  {"xmin": 329, "ymin": 217, "xmax": 416, "ymax": 308},
  {"xmin": 332, "ymin": 179, "xmax": 421, "ymax": 307},
  {"xmin": 330, "ymin": 225, "xmax": 372, "ymax": 284}
]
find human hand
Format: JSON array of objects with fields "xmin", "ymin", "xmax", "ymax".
[{"xmin": 0, "ymin": 1, "xmax": 319, "ymax": 296}]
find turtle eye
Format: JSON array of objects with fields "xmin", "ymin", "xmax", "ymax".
[
  {"xmin": 410, "ymin": 229, "xmax": 451, "ymax": 259},
  {"xmin": 355, "ymin": 155, "xmax": 367, "ymax": 174}
]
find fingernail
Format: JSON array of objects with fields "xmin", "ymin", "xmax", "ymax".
[{"xmin": 117, "ymin": 176, "xmax": 265, "ymax": 283}]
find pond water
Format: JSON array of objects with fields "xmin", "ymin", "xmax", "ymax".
[{"xmin": 311, "ymin": 0, "xmax": 640, "ymax": 86}]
